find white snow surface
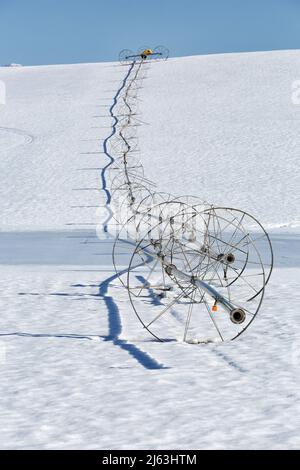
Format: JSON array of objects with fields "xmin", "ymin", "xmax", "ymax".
[{"xmin": 0, "ymin": 50, "xmax": 300, "ymax": 449}]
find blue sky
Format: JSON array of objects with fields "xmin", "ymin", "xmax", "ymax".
[{"xmin": 0, "ymin": 0, "xmax": 299, "ymax": 65}]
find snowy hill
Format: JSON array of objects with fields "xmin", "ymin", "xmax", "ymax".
[
  {"xmin": 1, "ymin": 50, "xmax": 300, "ymax": 231},
  {"xmin": 0, "ymin": 51, "xmax": 300, "ymax": 449}
]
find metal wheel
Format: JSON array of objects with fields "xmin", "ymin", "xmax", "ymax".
[
  {"xmin": 203, "ymin": 207, "xmax": 273, "ymax": 298},
  {"xmin": 153, "ymin": 45, "xmax": 169, "ymax": 60},
  {"xmin": 119, "ymin": 49, "xmax": 135, "ymax": 65},
  {"xmin": 126, "ymin": 202, "xmax": 267, "ymax": 343}
]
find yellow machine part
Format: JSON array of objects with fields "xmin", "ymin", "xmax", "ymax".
[{"xmin": 142, "ymin": 49, "xmax": 153, "ymax": 56}]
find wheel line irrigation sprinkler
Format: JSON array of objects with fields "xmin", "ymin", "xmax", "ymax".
[{"xmin": 102, "ymin": 47, "xmax": 273, "ymax": 344}]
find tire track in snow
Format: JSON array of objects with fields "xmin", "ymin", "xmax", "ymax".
[{"xmin": 0, "ymin": 127, "xmax": 34, "ymax": 151}]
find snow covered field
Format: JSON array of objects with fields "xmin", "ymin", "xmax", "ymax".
[{"xmin": 0, "ymin": 50, "xmax": 300, "ymax": 449}]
